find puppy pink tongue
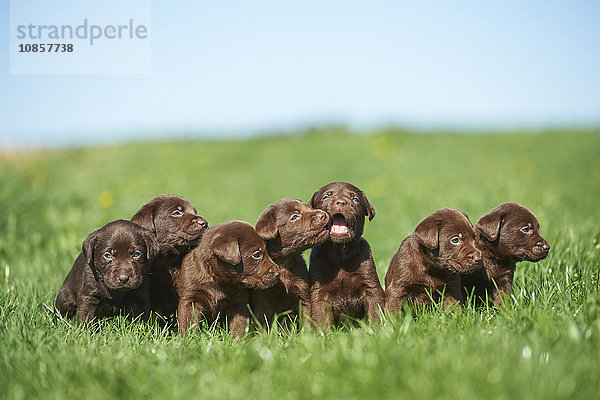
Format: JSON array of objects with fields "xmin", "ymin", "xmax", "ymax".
[{"xmin": 331, "ymin": 215, "xmax": 349, "ymax": 234}]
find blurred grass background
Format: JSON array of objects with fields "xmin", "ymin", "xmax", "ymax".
[{"xmin": 1, "ymin": 129, "xmax": 599, "ymax": 399}]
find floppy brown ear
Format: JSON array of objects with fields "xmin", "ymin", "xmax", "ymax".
[
  {"xmin": 213, "ymin": 236, "xmax": 241, "ymax": 265},
  {"xmin": 414, "ymin": 216, "xmax": 439, "ymax": 249},
  {"xmin": 255, "ymin": 208, "xmax": 278, "ymax": 240},
  {"xmin": 131, "ymin": 202, "xmax": 156, "ymax": 236},
  {"xmin": 82, "ymin": 231, "xmax": 99, "ymax": 269},
  {"xmin": 359, "ymin": 191, "xmax": 376, "ymax": 221},
  {"xmin": 476, "ymin": 210, "xmax": 503, "ymax": 242},
  {"xmin": 141, "ymin": 229, "xmax": 160, "ymax": 260}
]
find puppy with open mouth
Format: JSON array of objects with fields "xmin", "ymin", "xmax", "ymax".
[
  {"xmin": 461, "ymin": 202, "xmax": 550, "ymax": 306},
  {"xmin": 385, "ymin": 208, "xmax": 482, "ymax": 311},
  {"xmin": 308, "ymin": 182, "xmax": 385, "ymax": 328},
  {"xmin": 252, "ymin": 198, "xmax": 330, "ymax": 328}
]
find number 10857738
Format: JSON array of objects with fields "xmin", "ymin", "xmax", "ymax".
[{"xmin": 18, "ymin": 43, "xmax": 74, "ymax": 53}]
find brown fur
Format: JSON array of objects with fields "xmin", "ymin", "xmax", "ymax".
[
  {"xmin": 177, "ymin": 221, "xmax": 280, "ymax": 338},
  {"xmin": 461, "ymin": 202, "xmax": 550, "ymax": 305},
  {"xmin": 55, "ymin": 220, "xmax": 159, "ymax": 322},
  {"xmin": 131, "ymin": 194, "xmax": 208, "ymax": 317},
  {"xmin": 308, "ymin": 182, "xmax": 385, "ymax": 328},
  {"xmin": 385, "ymin": 208, "xmax": 482, "ymax": 311},
  {"xmin": 252, "ymin": 198, "xmax": 330, "ymax": 328}
]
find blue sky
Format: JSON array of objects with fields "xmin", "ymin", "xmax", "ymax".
[{"xmin": 1, "ymin": 1, "xmax": 599, "ymax": 147}]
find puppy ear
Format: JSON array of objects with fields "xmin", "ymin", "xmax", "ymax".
[
  {"xmin": 359, "ymin": 191, "xmax": 376, "ymax": 221},
  {"xmin": 414, "ymin": 216, "xmax": 439, "ymax": 249},
  {"xmin": 255, "ymin": 208, "xmax": 278, "ymax": 240},
  {"xmin": 141, "ymin": 229, "xmax": 160, "ymax": 260},
  {"xmin": 477, "ymin": 210, "xmax": 503, "ymax": 242},
  {"xmin": 213, "ymin": 236, "xmax": 241, "ymax": 265},
  {"xmin": 82, "ymin": 231, "xmax": 99, "ymax": 269},
  {"xmin": 131, "ymin": 202, "xmax": 156, "ymax": 236}
]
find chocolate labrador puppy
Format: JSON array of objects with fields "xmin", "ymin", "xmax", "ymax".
[
  {"xmin": 252, "ymin": 198, "xmax": 330, "ymax": 328},
  {"xmin": 308, "ymin": 182, "xmax": 385, "ymax": 328},
  {"xmin": 178, "ymin": 221, "xmax": 280, "ymax": 338},
  {"xmin": 461, "ymin": 202, "xmax": 550, "ymax": 305},
  {"xmin": 131, "ymin": 194, "xmax": 208, "ymax": 317},
  {"xmin": 55, "ymin": 220, "xmax": 159, "ymax": 322},
  {"xmin": 385, "ymin": 208, "xmax": 482, "ymax": 311}
]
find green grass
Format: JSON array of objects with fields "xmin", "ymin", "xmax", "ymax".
[{"xmin": 1, "ymin": 128, "xmax": 599, "ymax": 399}]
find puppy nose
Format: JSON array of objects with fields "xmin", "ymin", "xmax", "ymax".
[
  {"xmin": 472, "ymin": 251, "xmax": 482, "ymax": 263},
  {"xmin": 268, "ymin": 267, "xmax": 279, "ymax": 277},
  {"xmin": 335, "ymin": 199, "xmax": 347, "ymax": 206},
  {"xmin": 541, "ymin": 242, "xmax": 550, "ymax": 251},
  {"xmin": 118, "ymin": 274, "xmax": 130, "ymax": 283},
  {"xmin": 194, "ymin": 218, "xmax": 208, "ymax": 228},
  {"xmin": 317, "ymin": 211, "xmax": 327, "ymax": 220}
]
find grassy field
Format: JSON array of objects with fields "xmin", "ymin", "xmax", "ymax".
[{"xmin": 1, "ymin": 129, "xmax": 599, "ymax": 399}]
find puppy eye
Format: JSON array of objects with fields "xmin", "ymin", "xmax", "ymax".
[
  {"xmin": 521, "ymin": 226, "xmax": 530, "ymax": 233},
  {"xmin": 171, "ymin": 210, "xmax": 183, "ymax": 217},
  {"xmin": 132, "ymin": 251, "xmax": 142, "ymax": 259},
  {"xmin": 351, "ymin": 197, "xmax": 360, "ymax": 203},
  {"xmin": 450, "ymin": 236, "xmax": 460, "ymax": 244},
  {"xmin": 252, "ymin": 251, "xmax": 262, "ymax": 260},
  {"xmin": 322, "ymin": 194, "xmax": 330, "ymax": 200},
  {"xmin": 290, "ymin": 214, "xmax": 300, "ymax": 221},
  {"xmin": 103, "ymin": 252, "xmax": 113, "ymax": 260}
]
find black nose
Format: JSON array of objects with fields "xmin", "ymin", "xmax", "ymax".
[{"xmin": 118, "ymin": 274, "xmax": 130, "ymax": 283}]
